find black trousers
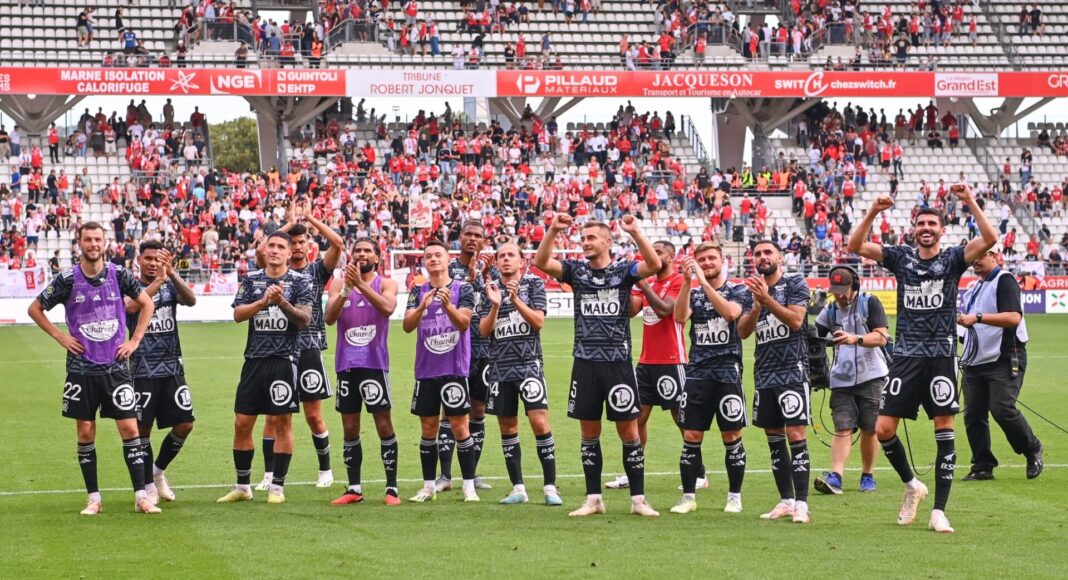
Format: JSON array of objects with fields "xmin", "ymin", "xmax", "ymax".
[{"xmin": 962, "ymin": 350, "xmax": 1041, "ymax": 471}]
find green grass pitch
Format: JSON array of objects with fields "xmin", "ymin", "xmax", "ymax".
[{"xmin": 1, "ymin": 316, "xmax": 1066, "ymax": 578}]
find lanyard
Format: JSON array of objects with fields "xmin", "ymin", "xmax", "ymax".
[{"xmin": 966, "ymin": 267, "xmax": 1000, "ymax": 312}]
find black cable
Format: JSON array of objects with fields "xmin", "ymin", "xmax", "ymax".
[
  {"xmin": 1018, "ymin": 398, "xmax": 1068, "ymax": 436},
  {"xmin": 901, "ymin": 419, "xmax": 934, "ymax": 476}
]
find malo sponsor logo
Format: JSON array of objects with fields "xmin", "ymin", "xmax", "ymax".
[
  {"xmin": 253, "ymin": 307, "xmax": 289, "ymax": 331},
  {"xmin": 755, "ymin": 315, "xmax": 788, "ymax": 345},
  {"xmin": 494, "ymin": 314, "xmax": 531, "ymax": 339},
  {"xmin": 904, "ymin": 280, "xmax": 945, "ymax": 310},
  {"xmin": 147, "ymin": 306, "xmax": 175, "ymax": 334},
  {"xmin": 580, "ymin": 289, "xmax": 621, "ymax": 317},
  {"xmin": 695, "ymin": 317, "xmax": 731, "ymax": 346}
]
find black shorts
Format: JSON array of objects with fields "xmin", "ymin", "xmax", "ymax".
[
  {"xmin": 488, "ymin": 374, "xmax": 549, "ymax": 417},
  {"xmin": 880, "ymin": 356, "xmax": 960, "ymax": 420},
  {"xmin": 830, "ymin": 377, "xmax": 884, "ymax": 432},
  {"xmin": 62, "ymin": 368, "xmax": 138, "ymax": 421},
  {"xmin": 411, "ymin": 376, "xmax": 471, "ymax": 417},
  {"xmin": 752, "ymin": 383, "xmax": 811, "ymax": 429},
  {"xmin": 468, "ymin": 358, "xmax": 491, "ymax": 404},
  {"xmin": 336, "ymin": 368, "xmax": 393, "ymax": 414},
  {"xmin": 296, "ymin": 349, "xmax": 332, "ymax": 402},
  {"xmin": 234, "ymin": 357, "xmax": 299, "ymax": 416},
  {"xmin": 678, "ymin": 378, "xmax": 748, "ymax": 432},
  {"xmin": 636, "ymin": 363, "xmax": 686, "ymax": 410},
  {"xmin": 135, "ymin": 375, "xmax": 195, "ymax": 429},
  {"xmin": 567, "ymin": 359, "xmax": 640, "ymax": 422}
]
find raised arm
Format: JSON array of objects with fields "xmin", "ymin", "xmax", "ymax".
[
  {"xmin": 957, "ymin": 186, "xmax": 998, "ymax": 263},
  {"xmin": 848, "ymin": 196, "xmax": 895, "ymax": 263},
  {"xmin": 620, "ymin": 215, "xmax": 662, "ymax": 278},
  {"xmin": 305, "ymin": 207, "xmax": 345, "ymax": 271},
  {"xmin": 534, "ymin": 213, "xmax": 571, "ymax": 280}
]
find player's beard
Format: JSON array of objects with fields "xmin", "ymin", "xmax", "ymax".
[
  {"xmin": 359, "ymin": 261, "xmax": 376, "ymax": 274},
  {"xmin": 756, "ymin": 261, "xmax": 778, "ymax": 275}
]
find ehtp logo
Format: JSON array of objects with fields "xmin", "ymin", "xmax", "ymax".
[
  {"xmin": 516, "ymin": 74, "xmax": 540, "ymax": 94},
  {"xmin": 169, "ymin": 71, "xmax": 200, "ymax": 94}
]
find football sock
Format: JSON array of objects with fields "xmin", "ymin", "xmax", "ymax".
[
  {"xmin": 313, "ymin": 431, "xmax": 331, "ymax": 472},
  {"xmin": 77, "ymin": 442, "xmax": 99, "ymax": 494},
  {"xmin": 767, "ymin": 434, "xmax": 793, "ymax": 500},
  {"xmin": 679, "ymin": 441, "xmax": 702, "ymax": 494},
  {"xmin": 581, "ymin": 437, "xmax": 603, "ymax": 496},
  {"xmin": 456, "ymin": 436, "xmax": 477, "ymax": 481},
  {"xmin": 380, "ymin": 434, "xmax": 398, "ymax": 489},
  {"xmin": 622, "ymin": 439, "xmax": 645, "ymax": 497},
  {"xmin": 121, "ymin": 437, "xmax": 146, "ymax": 492},
  {"xmin": 419, "ymin": 437, "xmax": 437, "ymax": 482},
  {"xmin": 724, "ymin": 438, "xmax": 746, "ymax": 494},
  {"xmin": 879, "ymin": 435, "xmax": 915, "ymax": 483},
  {"xmin": 437, "ymin": 420, "xmax": 454, "ymax": 479},
  {"xmin": 154, "ymin": 431, "xmax": 186, "ymax": 471},
  {"xmin": 343, "ymin": 437, "xmax": 362, "ymax": 487},
  {"xmin": 262, "ymin": 437, "xmax": 275, "ymax": 474},
  {"xmin": 141, "ymin": 438, "xmax": 154, "ymax": 486},
  {"xmin": 934, "ymin": 429, "xmax": 956, "ymax": 511},
  {"xmin": 789, "ymin": 439, "xmax": 810, "ymax": 502},
  {"xmin": 501, "ymin": 432, "xmax": 523, "ymax": 486},
  {"xmin": 535, "ymin": 432, "xmax": 557, "ymax": 486},
  {"xmin": 470, "ymin": 417, "xmax": 486, "ymax": 469},
  {"xmin": 233, "ymin": 448, "xmax": 254, "ymax": 485},
  {"xmin": 272, "ymin": 453, "xmax": 292, "ymax": 488}
]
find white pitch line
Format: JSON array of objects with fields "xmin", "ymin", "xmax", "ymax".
[{"xmin": 0, "ymin": 464, "xmax": 1062, "ymax": 498}]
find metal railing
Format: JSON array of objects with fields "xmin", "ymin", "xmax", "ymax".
[
  {"xmin": 326, "ymin": 18, "xmax": 377, "ymax": 47},
  {"xmin": 976, "ymin": 2, "xmax": 1021, "ymax": 70},
  {"xmin": 679, "ymin": 114, "xmax": 712, "ymax": 168}
]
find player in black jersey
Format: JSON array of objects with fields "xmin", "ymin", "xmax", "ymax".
[
  {"xmin": 738, "ymin": 240, "xmax": 814, "ymax": 524},
  {"xmin": 479, "ymin": 243, "xmax": 561, "ymax": 506},
  {"xmin": 125, "ymin": 241, "xmax": 196, "ymax": 506},
  {"xmin": 849, "ymin": 185, "xmax": 997, "ymax": 533},
  {"xmin": 436, "ymin": 221, "xmax": 495, "ymax": 492},
  {"xmin": 535, "ymin": 214, "xmax": 663, "ymax": 518},
  {"xmin": 28, "ymin": 222, "xmax": 158, "ymax": 515},
  {"xmin": 670, "ymin": 243, "xmax": 752, "ymax": 515},
  {"xmin": 255, "ymin": 202, "xmax": 344, "ymax": 489},
  {"xmin": 219, "ymin": 231, "xmax": 314, "ymax": 505}
]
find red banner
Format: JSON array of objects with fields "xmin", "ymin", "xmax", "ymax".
[
  {"xmin": 496, "ymin": 70, "xmax": 934, "ymax": 98},
  {"xmin": 0, "ymin": 68, "xmax": 346, "ymax": 96},
  {"xmin": 3, "ymin": 68, "xmax": 1068, "ymax": 98}
]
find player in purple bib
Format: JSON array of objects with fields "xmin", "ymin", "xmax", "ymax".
[
  {"xmin": 324, "ymin": 239, "xmax": 401, "ymax": 506},
  {"xmin": 403, "ymin": 241, "xmax": 480, "ymax": 502},
  {"xmin": 28, "ymin": 222, "xmax": 158, "ymax": 516}
]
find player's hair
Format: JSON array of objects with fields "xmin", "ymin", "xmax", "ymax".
[
  {"xmin": 694, "ymin": 242, "xmax": 723, "ymax": 257},
  {"xmin": 139, "ymin": 240, "xmax": 165, "ymax": 253},
  {"xmin": 424, "ymin": 239, "xmax": 449, "ymax": 253},
  {"xmin": 288, "ymin": 224, "xmax": 309, "ymax": 237},
  {"xmin": 753, "ymin": 239, "xmax": 782, "ymax": 253},
  {"xmin": 913, "ymin": 207, "xmax": 944, "ymax": 226},
  {"xmin": 582, "ymin": 221, "xmax": 611, "ymax": 237},
  {"xmin": 353, "ymin": 238, "xmax": 381, "ymax": 257},
  {"xmin": 461, "ymin": 220, "xmax": 484, "ymax": 233},
  {"xmin": 78, "ymin": 221, "xmax": 105, "ymax": 240},
  {"xmin": 496, "ymin": 242, "xmax": 522, "ymax": 256},
  {"xmin": 655, "ymin": 240, "xmax": 676, "ymax": 255},
  {"xmin": 267, "ymin": 231, "xmax": 292, "ymax": 244}
]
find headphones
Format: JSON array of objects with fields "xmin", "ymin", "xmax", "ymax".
[{"xmin": 828, "ymin": 264, "xmax": 861, "ymax": 293}]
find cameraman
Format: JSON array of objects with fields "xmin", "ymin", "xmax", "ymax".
[
  {"xmin": 813, "ymin": 266, "xmax": 889, "ymax": 495},
  {"xmin": 959, "ymin": 245, "xmax": 1043, "ymax": 481}
]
